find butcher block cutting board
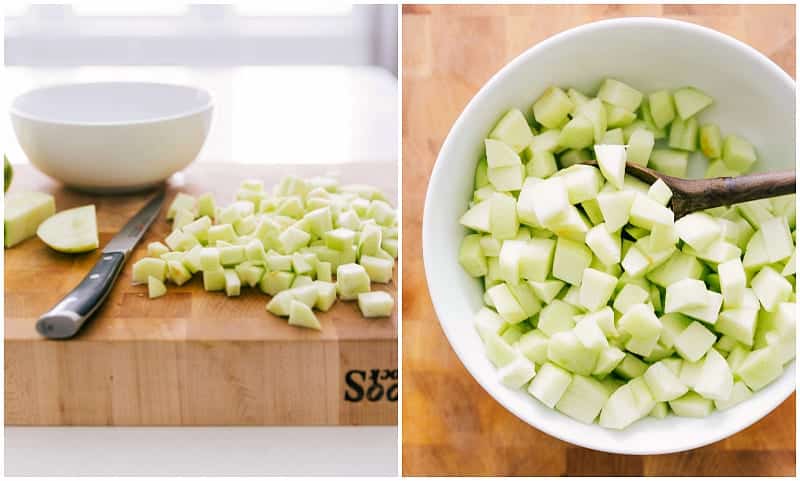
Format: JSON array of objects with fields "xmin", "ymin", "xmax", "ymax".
[
  {"xmin": 402, "ymin": 4, "xmax": 794, "ymax": 477},
  {"xmin": 5, "ymin": 163, "xmax": 398, "ymax": 426}
]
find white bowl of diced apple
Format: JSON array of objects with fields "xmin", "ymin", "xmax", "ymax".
[{"xmin": 423, "ymin": 17, "xmax": 795, "ymax": 455}]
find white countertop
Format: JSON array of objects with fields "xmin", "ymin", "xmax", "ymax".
[
  {"xmin": 5, "ymin": 426, "xmax": 398, "ymax": 476},
  {"xmin": 3, "ymin": 65, "xmax": 398, "ymax": 476}
]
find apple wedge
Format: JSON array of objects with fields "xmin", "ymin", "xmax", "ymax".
[{"xmin": 36, "ymin": 205, "xmax": 99, "ymax": 253}]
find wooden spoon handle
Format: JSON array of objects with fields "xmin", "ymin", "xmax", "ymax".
[{"xmin": 672, "ymin": 170, "xmax": 796, "ymax": 216}]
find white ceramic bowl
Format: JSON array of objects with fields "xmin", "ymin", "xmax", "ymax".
[
  {"xmin": 11, "ymin": 82, "xmax": 213, "ymax": 193},
  {"xmin": 423, "ymin": 17, "xmax": 796, "ymax": 455}
]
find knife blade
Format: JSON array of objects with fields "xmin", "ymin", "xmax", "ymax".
[{"xmin": 36, "ymin": 190, "xmax": 166, "ymax": 339}]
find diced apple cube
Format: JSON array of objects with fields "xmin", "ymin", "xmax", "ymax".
[
  {"xmin": 527, "ymin": 279, "xmax": 564, "ymax": 304},
  {"xmin": 579, "ymin": 268, "xmax": 616, "ymax": 312},
  {"xmin": 643, "ymin": 360, "xmax": 688, "ymax": 402},
  {"xmin": 647, "ymin": 251, "xmax": 705, "ymax": 288},
  {"xmin": 530, "ymin": 177, "xmax": 570, "ymax": 226},
  {"xmin": 647, "ymin": 179, "xmax": 672, "ymax": 206},
  {"xmin": 533, "ymin": 86, "xmax": 574, "ymax": 129},
  {"xmin": 235, "ymin": 261, "xmax": 265, "ymax": 288},
  {"xmin": 575, "ymin": 98, "xmax": 607, "ymax": 142},
  {"xmin": 498, "ymin": 356, "xmax": 536, "ymax": 389},
  {"xmin": 674, "ymin": 212, "xmax": 721, "ymax": 251},
  {"xmin": 650, "ymin": 149, "xmax": 688, "ymax": 177},
  {"xmin": 759, "ymin": 216, "xmax": 793, "ymax": 263},
  {"xmin": 664, "ymin": 278, "xmax": 707, "ymax": 313},
  {"xmin": 518, "ymin": 238, "xmax": 556, "ymax": 282},
  {"xmin": 546, "ymin": 205, "xmax": 590, "ymax": 243},
  {"xmin": 693, "ymin": 348, "xmax": 733, "ymax": 401},
  {"xmin": 287, "ymin": 299, "xmax": 321, "ymax": 330},
  {"xmin": 489, "ymin": 193, "xmax": 519, "ymax": 240},
  {"xmin": 714, "ymin": 381, "xmax": 753, "ymax": 411},
  {"xmin": 357, "ymin": 291, "xmax": 394, "ymax": 318},
  {"xmin": 516, "ymin": 178, "xmax": 543, "ymax": 228},
  {"xmin": 573, "ymin": 313, "xmax": 609, "ymax": 350},
  {"xmin": 483, "ymin": 332, "xmax": 517, "ymax": 367},
  {"xmin": 336, "ymin": 263, "xmax": 371, "ymax": 300},
  {"xmin": 555, "ymin": 165, "xmax": 604, "ymax": 204},
  {"xmin": 614, "ymin": 353, "xmax": 648, "ymax": 380},
  {"xmin": 516, "ymin": 329, "xmax": 549, "ymax": 364},
  {"xmin": 618, "ymin": 303, "xmax": 661, "ymax": 339},
  {"xmin": 736, "ymin": 346, "xmax": 783, "ymax": 391},
  {"xmin": 279, "ymin": 226, "xmax": 312, "ymax": 254},
  {"xmin": 596, "ymin": 190, "xmax": 635, "ymax": 233},
  {"xmin": 147, "ymin": 241, "xmax": 170, "ymax": 258},
  {"xmin": 487, "ymin": 283, "xmax": 528, "ymax": 324},
  {"xmin": 133, "ymin": 257, "xmax": 167, "ymax": 284},
  {"xmin": 555, "ymin": 374, "xmax": 610, "ymax": 424},
  {"xmin": 674, "ymin": 321, "xmax": 716, "ymax": 362},
  {"xmin": 360, "ymin": 255, "xmax": 393, "ymax": 283},
  {"xmin": 598, "ymin": 78, "xmax": 643, "ymax": 112},
  {"xmin": 259, "ymin": 271, "xmax": 294, "ymax": 296},
  {"xmin": 172, "ymin": 207, "xmax": 195, "ymax": 231},
  {"xmin": 547, "ymin": 331, "xmax": 600, "ymax": 376},
  {"xmin": 488, "ymin": 164, "xmax": 524, "ymax": 192},
  {"xmin": 167, "ymin": 260, "xmax": 192, "ymax": 286},
  {"xmin": 648, "ymin": 90, "xmax": 676, "ymax": 129},
  {"xmin": 612, "ymin": 284, "xmax": 649, "ymax": 314},
  {"xmin": 167, "ymin": 192, "xmax": 196, "ymax": 220},
  {"xmin": 592, "ymin": 345, "xmax": 625, "ymax": 376},
  {"xmin": 202, "ymin": 269, "xmax": 226, "ymax": 291},
  {"xmin": 722, "ymin": 135, "xmax": 757, "ymax": 172},
  {"xmin": 629, "ymin": 193, "xmax": 674, "ymax": 230},
  {"xmin": 552, "ymin": 237, "xmax": 593, "ymax": 285},
  {"xmin": 223, "ymin": 268, "xmax": 241, "ymax": 296},
  {"xmin": 528, "ymin": 362, "xmax": 572, "ymax": 408},
  {"xmin": 485, "ymin": 138, "xmax": 522, "ymax": 168},
  {"xmin": 489, "ymin": 108, "xmax": 535, "ymax": 153},
  {"xmin": 673, "ymin": 87, "xmax": 712, "ymax": 120},
  {"xmin": 751, "ymin": 266, "xmax": 792, "ymax": 312},
  {"xmin": 621, "ymin": 245, "xmax": 650, "ymax": 278},
  {"xmin": 598, "ymin": 382, "xmax": 644, "ymax": 430},
  {"xmin": 507, "ymin": 282, "xmax": 541, "ymax": 317},
  {"xmin": 594, "ymin": 144, "xmax": 626, "ymax": 189},
  {"xmin": 147, "ymin": 276, "xmax": 167, "ymax": 299},
  {"xmin": 585, "ymin": 223, "xmax": 621, "ymax": 266},
  {"xmin": 669, "ymin": 392, "xmax": 713, "ymax": 417}
]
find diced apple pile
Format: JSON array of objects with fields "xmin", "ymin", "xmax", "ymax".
[
  {"xmin": 133, "ymin": 176, "xmax": 397, "ymax": 329},
  {"xmin": 459, "ymin": 79, "xmax": 796, "ymax": 429}
]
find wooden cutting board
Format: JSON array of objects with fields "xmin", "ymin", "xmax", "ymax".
[
  {"xmin": 5, "ymin": 163, "xmax": 398, "ymax": 426},
  {"xmin": 402, "ymin": 4, "xmax": 795, "ymax": 476}
]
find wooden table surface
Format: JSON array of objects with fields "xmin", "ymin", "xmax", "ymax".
[
  {"xmin": 401, "ymin": 4, "xmax": 795, "ymax": 476},
  {"xmin": 6, "ymin": 163, "xmax": 397, "ymax": 426}
]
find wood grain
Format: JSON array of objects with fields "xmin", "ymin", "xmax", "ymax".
[
  {"xmin": 401, "ymin": 4, "xmax": 795, "ymax": 476},
  {"xmin": 5, "ymin": 163, "xmax": 398, "ymax": 426}
]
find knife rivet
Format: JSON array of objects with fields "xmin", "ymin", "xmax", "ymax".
[{"xmin": 90, "ymin": 274, "xmax": 100, "ymax": 280}]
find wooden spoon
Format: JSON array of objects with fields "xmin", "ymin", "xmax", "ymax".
[{"xmin": 583, "ymin": 161, "xmax": 796, "ymax": 219}]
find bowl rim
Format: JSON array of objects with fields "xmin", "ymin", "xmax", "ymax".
[
  {"xmin": 9, "ymin": 81, "xmax": 214, "ymax": 127},
  {"xmin": 423, "ymin": 16, "xmax": 796, "ymax": 455}
]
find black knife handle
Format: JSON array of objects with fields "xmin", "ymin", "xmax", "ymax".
[{"xmin": 36, "ymin": 251, "xmax": 126, "ymax": 339}]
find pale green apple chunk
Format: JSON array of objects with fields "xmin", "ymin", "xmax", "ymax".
[
  {"xmin": 5, "ymin": 191, "xmax": 55, "ymax": 248},
  {"xmin": 36, "ymin": 205, "xmax": 98, "ymax": 253}
]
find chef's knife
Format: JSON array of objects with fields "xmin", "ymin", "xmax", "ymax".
[{"xmin": 36, "ymin": 190, "xmax": 165, "ymax": 339}]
